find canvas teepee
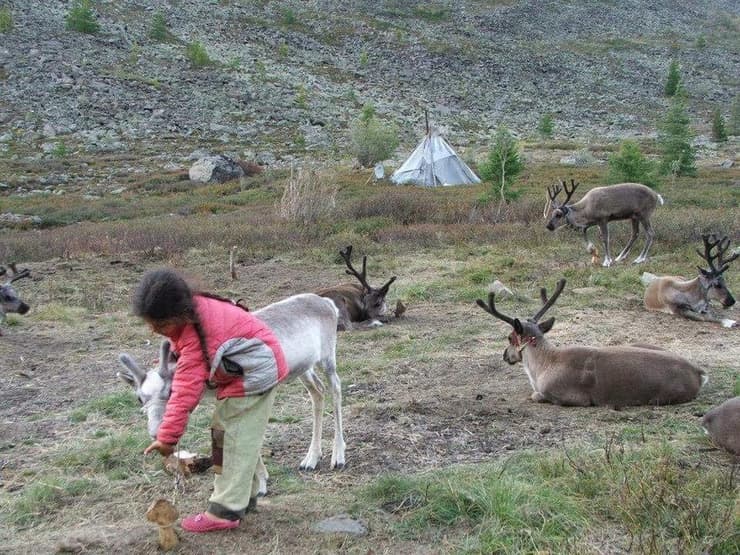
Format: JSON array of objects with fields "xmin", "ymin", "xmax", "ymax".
[{"xmin": 391, "ymin": 116, "xmax": 480, "ymax": 187}]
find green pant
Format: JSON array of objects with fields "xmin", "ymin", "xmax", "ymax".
[{"xmin": 208, "ymin": 388, "xmax": 277, "ymax": 520}]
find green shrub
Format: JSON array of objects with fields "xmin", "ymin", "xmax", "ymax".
[
  {"xmin": 664, "ymin": 60, "xmax": 681, "ymax": 97},
  {"xmin": 281, "ymin": 8, "xmax": 296, "ymax": 25},
  {"xmin": 148, "ymin": 11, "xmax": 171, "ymax": 42},
  {"xmin": 66, "ymin": 0, "xmax": 100, "ymax": 34},
  {"xmin": 607, "ymin": 140, "xmax": 658, "ymax": 188},
  {"xmin": 186, "ymin": 41, "xmax": 211, "ymax": 68},
  {"xmin": 0, "ymin": 7, "xmax": 13, "ymax": 33},
  {"xmin": 711, "ymin": 108, "xmax": 728, "ymax": 142},
  {"xmin": 349, "ymin": 104, "xmax": 399, "ymax": 167}
]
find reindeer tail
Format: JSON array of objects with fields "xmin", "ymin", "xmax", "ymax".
[
  {"xmin": 700, "ymin": 370, "xmax": 709, "ymax": 387},
  {"xmin": 657, "ymin": 193, "xmax": 664, "ymax": 205},
  {"xmin": 640, "ymin": 272, "xmax": 658, "ymax": 287}
]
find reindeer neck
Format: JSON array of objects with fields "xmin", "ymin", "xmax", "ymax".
[
  {"xmin": 563, "ymin": 202, "xmax": 589, "ymax": 229},
  {"xmin": 520, "ymin": 335, "xmax": 555, "ymax": 367}
]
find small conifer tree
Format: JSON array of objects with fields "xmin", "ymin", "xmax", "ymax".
[
  {"xmin": 538, "ymin": 113, "xmax": 554, "ymax": 138},
  {"xmin": 658, "ymin": 94, "xmax": 696, "ymax": 177},
  {"xmin": 711, "ymin": 108, "xmax": 728, "ymax": 142},
  {"xmin": 728, "ymin": 96, "xmax": 740, "ymax": 136},
  {"xmin": 479, "ymin": 125, "xmax": 524, "ymax": 213},
  {"xmin": 664, "ymin": 60, "xmax": 681, "ymax": 97}
]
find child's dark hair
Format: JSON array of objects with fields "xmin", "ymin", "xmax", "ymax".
[{"xmin": 133, "ymin": 268, "xmax": 247, "ymax": 368}]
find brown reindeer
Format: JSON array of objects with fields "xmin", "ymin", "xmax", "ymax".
[
  {"xmin": 0, "ymin": 264, "xmax": 32, "ymax": 334},
  {"xmin": 702, "ymin": 397, "xmax": 740, "ymax": 456},
  {"xmin": 316, "ymin": 245, "xmax": 397, "ymax": 330},
  {"xmin": 643, "ymin": 233, "xmax": 738, "ymax": 328},
  {"xmin": 545, "ymin": 180, "xmax": 663, "ymax": 267},
  {"xmin": 476, "ymin": 278, "xmax": 706, "ymax": 407}
]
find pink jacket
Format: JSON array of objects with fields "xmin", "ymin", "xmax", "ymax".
[{"xmin": 157, "ymin": 295, "xmax": 288, "ymax": 445}]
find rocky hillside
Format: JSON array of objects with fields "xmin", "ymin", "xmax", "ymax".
[{"xmin": 1, "ymin": 0, "xmax": 738, "ymax": 171}]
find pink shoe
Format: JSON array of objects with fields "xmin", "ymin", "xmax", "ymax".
[{"xmin": 181, "ymin": 513, "xmax": 240, "ymax": 533}]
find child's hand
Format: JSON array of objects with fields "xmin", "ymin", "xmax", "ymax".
[{"xmin": 144, "ymin": 440, "xmax": 176, "ymax": 457}]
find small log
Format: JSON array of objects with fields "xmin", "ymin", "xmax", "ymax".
[{"xmin": 146, "ymin": 498, "xmax": 178, "ymax": 551}]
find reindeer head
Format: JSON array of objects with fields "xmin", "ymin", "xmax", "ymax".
[
  {"xmin": 697, "ymin": 233, "xmax": 737, "ymax": 308},
  {"xmin": 0, "ymin": 265, "xmax": 32, "ymax": 323},
  {"xmin": 340, "ymin": 245, "xmax": 397, "ymax": 320},
  {"xmin": 476, "ymin": 279, "xmax": 565, "ymax": 364},
  {"xmin": 117, "ymin": 340, "xmax": 176, "ymax": 438},
  {"xmin": 544, "ymin": 179, "xmax": 579, "ymax": 231}
]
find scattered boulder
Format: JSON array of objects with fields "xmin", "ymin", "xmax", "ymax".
[
  {"xmin": 189, "ymin": 154, "xmax": 245, "ymax": 183},
  {"xmin": 312, "ymin": 514, "xmax": 367, "ymax": 536}
]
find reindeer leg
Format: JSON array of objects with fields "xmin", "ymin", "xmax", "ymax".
[
  {"xmin": 298, "ymin": 369, "xmax": 325, "ymax": 470},
  {"xmin": 615, "ymin": 218, "xmax": 640, "ymax": 262},
  {"xmin": 599, "ymin": 223, "xmax": 613, "ymax": 267},
  {"xmin": 324, "ymin": 358, "xmax": 346, "ymax": 469},
  {"xmin": 255, "ymin": 453, "xmax": 269, "ymax": 496},
  {"xmin": 677, "ymin": 305, "xmax": 736, "ymax": 328},
  {"xmin": 633, "ymin": 217, "xmax": 654, "ymax": 264}
]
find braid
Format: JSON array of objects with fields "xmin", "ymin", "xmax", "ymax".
[{"xmin": 191, "ymin": 317, "xmax": 212, "ymax": 370}]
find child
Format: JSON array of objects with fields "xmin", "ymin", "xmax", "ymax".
[{"xmin": 135, "ymin": 268, "xmax": 288, "ymax": 533}]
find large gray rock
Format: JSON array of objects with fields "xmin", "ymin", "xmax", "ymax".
[{"xmin": 189, "ymin": 155, "xmax": 245, "ymax": 183}]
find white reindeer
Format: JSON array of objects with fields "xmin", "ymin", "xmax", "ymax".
[
  {"xmin": 0, "ymin": 264, "xmax": 32, "ymax": 335},
  {"xmin": 118, "ymin": 293, "xmax": 345, "ymax": 495},
  {"xmin": 476, "ymin": 278, "xmax": 707, "ymax": 407},
  {"xmin": 642, "ymin": 233, "xmax": 738, "ymax": 328}
]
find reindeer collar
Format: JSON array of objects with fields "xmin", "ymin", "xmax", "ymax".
[{"xmin": 512, "ymin": 332, "xmax": 537, "ymax": 353}]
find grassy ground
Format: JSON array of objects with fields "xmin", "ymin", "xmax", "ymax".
[{"xmin": 0, "ymin": 145, "xmax": 738, "ymax": 554}]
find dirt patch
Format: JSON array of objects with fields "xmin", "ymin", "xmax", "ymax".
[{"xmin": 1, "ymin": 254, "xmax": 738, "ymax": 553}]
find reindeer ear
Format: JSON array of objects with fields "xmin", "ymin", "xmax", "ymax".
[
  {"xmin": 380, "ymin": 276, "xmax": 397, "ymax": 293},
  {"xmin": 117, "ymin": 353, "xmax": 144, "ymax": 388},
  {"xmin": 513, "ymin": 319, "xmax": 524, "ymax": 334},
  {"xmin": 538, "ymin": 317, "xmax": 555, "ymax": 334}
]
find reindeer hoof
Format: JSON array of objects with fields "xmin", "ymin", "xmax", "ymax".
[
  {"xmin": 299, "ymin": 462, "xmax": 319, "ymax": 471},
  {"xmin": 721, "ymin": 319, "xmax": 737, "ymax": 328},
  {"xmin": 601, "ymin": 259, "xmax": 613, "ymax": 267},
  {"xmin": 332, "ymin": 462, "xmax": 345, "ymax": 470}
]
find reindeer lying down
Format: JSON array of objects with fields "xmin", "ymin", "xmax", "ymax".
[
  {"xmin": 118, "ymin": 293, "xmax": 346, "ymax": 496},
  {"xmin": 642, "ymin": 233, "xmax": 738, "ymax": 328},
  {"xmin": 316, "ymin": 245, "xmax": 397, "ymax": 331},
  {"xmin": 476, "ymin": 278, "xmax": 707, "ymax": 407},
  {"xmin": 702, "ymin": 396, "xmax": 740, "ymax": 456}
]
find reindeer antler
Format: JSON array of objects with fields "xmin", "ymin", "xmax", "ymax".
[
  {"xmin": 697, "ymin": 233, "xmax": 737, "ymax": 276},
  {"xmin": 531, "ymin": 278, "xmax": 566, "ymax": 322},
  {"xmin": 340, "ymin": 245, "xmax": 370, "ymax": 289},
  {"xmin": 3, "ymin": 263, "xmax": 31, "ymax": 283},
  {"xmin": 561, "ymin": 179, "xmax": 579, "ymax": 205},
  {"xmin": 476, "ymin": 293, "xmax": 516, "ymax": 327}
]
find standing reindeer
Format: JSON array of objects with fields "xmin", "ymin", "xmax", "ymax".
[
  {"xmin": 118, "ymin": 293, "xmax": 345, "ymax": 495},
  {"xmin": 545, "ymin": 180, "xmax": 663, "ymax": 267},
  {"xmin": 476, "ymin": 278, "xmax": 706, "ymax": 407},
  {"xmin": 0, "ymin": 264, "xmax": 32, "ymax": 335},
  {"xmin": 316, "ymin": 245, "xmax": 397, "ymax": 330},
  {"xmin": 642, "ymin": 233, "xmax": 738, "ymax": 328}
]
